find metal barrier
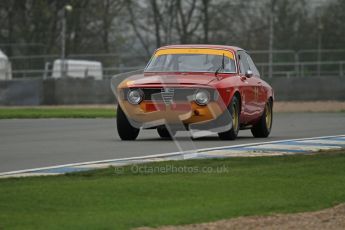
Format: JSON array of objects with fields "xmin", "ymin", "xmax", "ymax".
[
  {"xmin": 256, "ymin": 61, "xmax": 345, "ymax": 78},
  {"xmin": 3, "ymin": 49, "xmax": 345, "ymax": 79},
  {"xmin": 10, "ymin": 66, "xmax": 145, "ymax": 79}
]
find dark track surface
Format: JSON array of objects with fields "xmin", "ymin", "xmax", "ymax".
[{"xmin": 0, "ymin": 112, "xmax": 344, "ymax": 173}]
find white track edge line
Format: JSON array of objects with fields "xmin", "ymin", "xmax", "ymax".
[{"xmin": 0, "ymin": 134, "xmax": 344, "ymax": 176}]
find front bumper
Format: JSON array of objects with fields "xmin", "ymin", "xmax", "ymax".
[{"xmin": 119, "ymin": 100, "xmax": 230, "ymax": 131}]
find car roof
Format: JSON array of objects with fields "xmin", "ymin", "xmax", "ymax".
[{"xmin": 156, "ymin": 44, "xmax": 244, "ymax": 53}]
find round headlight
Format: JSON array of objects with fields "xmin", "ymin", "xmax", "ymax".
[
  {"xmin": 127, "ymin": 89, "xmax": 143, "ymax": 104},
  {"xmin": 195, "ymin": 90, "xmax": 210, "ymax": 105}
]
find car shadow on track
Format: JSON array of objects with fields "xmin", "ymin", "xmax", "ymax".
[{"xmin": 113, "ymin": 136, "xmax": 267, "ymax": 142}]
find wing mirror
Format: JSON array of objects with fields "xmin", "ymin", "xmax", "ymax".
[{"xmin": 245, "ymin": 70, "xmax": 253, "ymax": 78}]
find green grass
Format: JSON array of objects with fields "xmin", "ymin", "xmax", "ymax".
[
  {"xmin": 1, "ymin": 152, "xmax": 345, "ymax": 229},
  {"xmin": 0, "ymin": 108, "xmax": 115, "ymax": 119},
  {"xmin": 0, "ymin": 108, "xmax": 343, "ymax": 119}
]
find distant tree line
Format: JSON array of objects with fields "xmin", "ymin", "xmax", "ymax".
[{"xmin": 0, "ymin": 0, "xmax": 344, "ymax": 58}]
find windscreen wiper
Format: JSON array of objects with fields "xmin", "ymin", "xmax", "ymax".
[{"xmin": 215, "ymin": 53, "xmax": 225, "ymax": 80}]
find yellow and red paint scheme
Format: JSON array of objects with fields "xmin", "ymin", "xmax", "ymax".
[{"xmin": 117, "ymin": 45, "xmax": 274, "ymax": 129}]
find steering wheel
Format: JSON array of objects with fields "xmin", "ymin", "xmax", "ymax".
[{"xmin": 207, "ymin": 66, "xmax": 217, "ymax": 71}]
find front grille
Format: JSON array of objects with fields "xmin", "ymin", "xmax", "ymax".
[
  {"xmin": 124, "ymin": 87, "xmax": 216, "ymax": 104},
  {"xmin": 142, "ymin": 88, "xmax": 197, "ymax": 104},
  {"xmin": 161, "ymin": 88, "xmax": 175, "ymax": 105}
]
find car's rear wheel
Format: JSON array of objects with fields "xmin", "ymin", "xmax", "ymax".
[
  {"xmin": 157, "ymin": 126, "xmax": 176, "ymax": 139},
  {"xmin": 251, "ymin": 100, "xmax": 273, "ymax": 138},
  {"xmin": 117, "ymin": 105, "xmax": 140, "ymax": 140},
  {"xmin": 218, "ymin": 96, "xmax": 240, "ymax": 140}
]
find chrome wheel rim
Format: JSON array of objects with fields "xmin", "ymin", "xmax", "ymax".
[
  {"xmin": 232, "ymin": 104, "xmax": 239, "ymax": 131},
  {"xmin": 265, "ymin": 102, "xmax": 272, "ymax": 129}
]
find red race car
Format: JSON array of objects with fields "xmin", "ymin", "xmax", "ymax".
[{"xmin": 114, "ymin": 45, "xmax": 274, "ymax": 140}]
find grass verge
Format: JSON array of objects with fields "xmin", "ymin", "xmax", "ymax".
[
  {"xmin": 0, "ymin": 108, "xmax": 115, "ymax": 119},
  {"xmin": 0, "ymin": 106, "xmax": 344, "ymax": 119},
  {"xmin": 1, "ymin": 151, "xmax": 345, "ymax": 229}
]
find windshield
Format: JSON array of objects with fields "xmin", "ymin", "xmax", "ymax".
[{"xmin": 145, "ymin": 49, "xmax": 236, "ymax": 73}]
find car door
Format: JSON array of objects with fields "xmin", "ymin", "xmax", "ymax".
[
  {"xmin": 237, "ymin": 50, "xmax": 258, "ymax": 123},
  {"xmin": 245, "ymin": 52, "xmax": 266, "ymax": 116}
]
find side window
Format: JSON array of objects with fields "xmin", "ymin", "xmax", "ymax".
[
  {"xmin": 245, "ymin": 53, "xmax": 260, "ymax": 77},
  {"xmin": 238, "ymin": 51, "xmax": 250, "ymax": 74}
]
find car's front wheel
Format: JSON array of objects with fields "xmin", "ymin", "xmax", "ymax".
[
  {"xmin": 218, "ymin": 96, "xmax": 240, "ymax": 140},
  {"xmin": 251, "ymin": 100, "xmax": 273, "ymax": 138},
  {"xmin": 117, "ymin": 105, "xmax": 140, "ymax": 140},
  {"xmin": 157, "ymin": 126, "xmax": 176, "ymax": 139}
]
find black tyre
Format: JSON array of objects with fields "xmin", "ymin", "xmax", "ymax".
[
  {"xmin": 251, "ymin": 100, "xmax": 273, "ymax": 138},
  {"xmin": 218, "ymin": 96, "xmax": 240, "ymax": 140},
  {"xmin": 157, "ymin": 126, "xmax": 176, "ymax": 139},
  {"xmin": 117, "ymin": 105, "xmax": 140, "ymax": 140}
]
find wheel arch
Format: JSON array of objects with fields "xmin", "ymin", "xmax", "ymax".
[
  {"xmin": 232, "ymin": 90, "xmax": 242, "ymax": 112},
  {"xmin": 268, "ymin": 96, "xmax": 273, "ymax": 107}
]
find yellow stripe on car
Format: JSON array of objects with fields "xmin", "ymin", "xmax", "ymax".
[{"xmin": 154, "ymin": 48, "xmax": 235, "ymax": 60}]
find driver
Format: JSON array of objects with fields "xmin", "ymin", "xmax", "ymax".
[{"xmin": 208, "ymin": 55, "xmax": 230, "ymax": 72}]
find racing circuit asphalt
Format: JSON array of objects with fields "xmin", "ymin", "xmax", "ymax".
[{"xmin": 0, "ymin": 112, "xmax": 345, "ymax": 173}]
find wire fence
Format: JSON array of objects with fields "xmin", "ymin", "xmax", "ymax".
[{"xmin": 2, "ymin": 49, "xmax": 345, "ymax": 80}]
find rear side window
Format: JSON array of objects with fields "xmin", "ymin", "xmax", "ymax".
[
  {"xmin": 238, "ymin": 51, "xmax": 250, "ymax": 74},
  {"xmin": 245, "ymin": 53, "xmax": 260, "ymax": 77}
]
